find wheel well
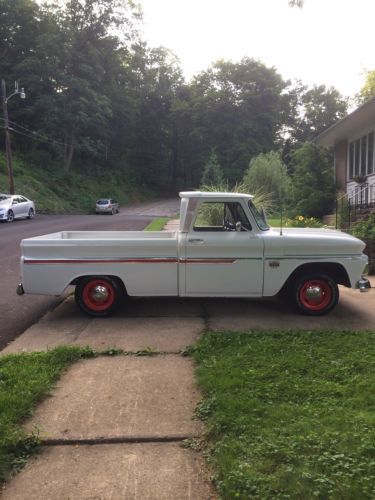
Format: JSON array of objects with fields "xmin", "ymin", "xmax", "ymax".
[
  {"xmin": 281, "ymin": 262, "xmax": 351, "ymax": 293},
  {"xmin": 70, "ymin": 275, "xmax": 127, "ymax": 295}
]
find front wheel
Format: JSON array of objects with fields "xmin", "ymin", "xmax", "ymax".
[
  {"xmin": 6, "ymin": 210, "xmax": 14, "ymax": 222},
  {"xmin": 75, "ymin": 276, "xmax": 124, "ymax": 317},
  {"xmin": 294, "ymin": 274, "xmax": 339, "ymax": 316},
  {"xmin": 27, "ymin": 208, "xmax": 34, "ymax": 219}
]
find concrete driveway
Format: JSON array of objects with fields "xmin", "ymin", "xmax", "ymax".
[{"xmin": 1, "ymin": 282, "xmax": 374, "ymax": 500}]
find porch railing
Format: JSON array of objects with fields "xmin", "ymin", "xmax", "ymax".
[{"xmin": 335, "ymin": 182, "xmax": 375, "ymax": 229}]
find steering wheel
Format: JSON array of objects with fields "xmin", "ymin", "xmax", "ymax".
[{"xmin": 223, "ymin": 219, "xmax": 236, "ymax": 231}]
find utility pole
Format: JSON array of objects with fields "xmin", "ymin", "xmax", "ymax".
[{"xmin": 1, "ymin": 80, "xmax": 26, "ymax": 194}]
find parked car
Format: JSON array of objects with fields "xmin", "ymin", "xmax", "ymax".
[
  {"xmin": 95, "ymin": 198, "xmax": 119, "ymax": 215},
  {"xmin": 0, "ymin": 194, "xmax": 35, "ymax": 222}
]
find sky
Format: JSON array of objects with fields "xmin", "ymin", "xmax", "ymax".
[{"xmin": 140, "ymin": 0, "xmax": 375, "ymax": 99}]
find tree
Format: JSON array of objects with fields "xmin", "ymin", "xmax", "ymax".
[
  {"xmin": 358, "ymin": 70, "xmax": 375, "ymax": 103},
  {"xmin": 243, "ymin": 151, "xmax": 290, "ymax": 209},
  {"xmin": 291, "ymin": 84, "xmax": 347, "ymax": 143},
  {"xmin": 189, "ymin": 58, "xmax": 290, "ymax": 183},
  {"xmin": 289, "ymin": 142, "xmax": 334, "ymax": 218},
  {"xmin": 200, "ymin": 151, "xmax": 224, "ymax": 186}
]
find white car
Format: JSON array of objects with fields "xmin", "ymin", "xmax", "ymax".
[
  {"xmin": 95, "ymin": 198, "xmax": 119, "ymax": 215},
  {"xmin": 0, "ymin": 194, "xmax": 36, "ymax": 222},
  {"xmin": 17, "ymin": 191, "xmax": 370, "ymax": 317}
]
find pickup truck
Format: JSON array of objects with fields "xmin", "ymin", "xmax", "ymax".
[{"xmin": 17, "ymin": 191, "xmax": 371, "ymax": 317}]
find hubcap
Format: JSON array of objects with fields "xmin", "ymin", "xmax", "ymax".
[
  {"xmin": 82, "ymin": 279, "xmax": 116, "ymax": 312},
  {"xmin": 304, "ymin": 285, "xmax": 323, "ymax": 304},
  {"xmin": 299, "ymin": 279, "xmax": 332, "ymax": 311},
  {"xmin": 90, "ymin": 285, "xmax": 109, "ymax": 304}
]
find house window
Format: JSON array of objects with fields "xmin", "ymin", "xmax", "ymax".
[
  {"xmin": 349, "ymin": 131, "xmax": 375, "ymax": 179},
  {"xmin": 349, "ymin": 142, "xmax": 354, "ymax": 178},
  {"xmin": 368, "ymin": 132, "xmax": 374, "ymax": 174},
  {"xmin": 355, "ymin": 138, "xmax": 360, "ymax": 177}
]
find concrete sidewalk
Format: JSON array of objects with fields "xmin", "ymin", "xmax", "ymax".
[{"xmin": 1, "ymin": 274, "xmax": 374, "ymax": 498}]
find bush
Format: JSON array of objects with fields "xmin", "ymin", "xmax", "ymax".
[
  {"xmin": 285, "ymin": 215, "xmax": 323, "ymax": 228},
  {"xmin": 351, "ymin": 213, "xmax": 375, "ymax": 239},
  {"xmin": 243, "ymin": 151, "xmax": 290, "ymax": 209}
]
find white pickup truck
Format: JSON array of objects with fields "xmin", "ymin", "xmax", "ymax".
[{"xmin": 17, "ymin": 191, "xmax": 370, "ymax": 316}]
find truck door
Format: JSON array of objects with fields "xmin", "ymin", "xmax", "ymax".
[{"xmin": 183, "ymin": 200, "xmax": 264, "ymax": 296}]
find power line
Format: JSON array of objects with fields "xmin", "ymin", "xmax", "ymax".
[
  {"xmin": 0, "ymin": 118, "xmax": 107, "ymax": 155},
  {"xmin": 0, "ymin": 117, "xmax": 67, "ymax": 147}
]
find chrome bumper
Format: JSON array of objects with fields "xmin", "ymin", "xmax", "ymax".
[
  {"xmin": 356, "ymin": 277, "xmax": 371, "ymax": 292},
  {"xmin": 16, "ymin": 283, "xmax": 25, "ymax": 296}
]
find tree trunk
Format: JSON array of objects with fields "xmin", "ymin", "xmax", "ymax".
[{"xmin": 64, "ymin": 141, "xmax": 75, "ymax": 171}]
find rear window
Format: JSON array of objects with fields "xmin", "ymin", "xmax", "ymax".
[{"xmin": 97, "ymin": 199, "xmax": 109, "ymax": 205}]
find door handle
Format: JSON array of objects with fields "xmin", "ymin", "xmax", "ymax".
[{"xmin": 188, "ymin": 238, "xmax": 204, "ymax": 244}]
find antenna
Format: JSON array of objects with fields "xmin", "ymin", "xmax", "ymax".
[
  {"xmin": 279, "ymin": 183, "xmax": 284, "ymax": 236},
  {"xmin": 280, "ymin": 204, "xmax": 283, "ymax": 236}
]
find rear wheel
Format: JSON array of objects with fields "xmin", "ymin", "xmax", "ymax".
[
  {"xmin": 6, "ymin": 210, "xmax": 14, "ymax": 222},
  {"xmin": 294, "ymin": 273, "xmax": 339, "ymax": 315},
  {"xmin": 75, "ymin": 276, "xmax": 124, "ymax": 317}
]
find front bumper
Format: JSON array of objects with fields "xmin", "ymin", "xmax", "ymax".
[{"xmin": 356, "ymin": 277, "xmax": 371, "ymax": 292}]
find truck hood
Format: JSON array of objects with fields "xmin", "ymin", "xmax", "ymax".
[{"xmin": 270, "ymin": 227, "xmax": 366, "ymax": 256}]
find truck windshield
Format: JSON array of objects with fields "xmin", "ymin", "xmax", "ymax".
[{"xmin": 248, "ymin": 200, "xmax": 270, "ymax": 231}]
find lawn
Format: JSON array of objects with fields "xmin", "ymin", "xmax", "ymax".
[
  {"xmin": 0, "ymin": 346, "xmax": 95, "ymax": 484},
  {"xmin": 144, "ymin": 217, "xmax": 170, "ymax": 231},
  {"xmin": 192, "ymin": 330, "xmax": 375, "ymax": 499}
]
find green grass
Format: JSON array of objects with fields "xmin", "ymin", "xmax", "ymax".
[
  {"xmin": 143, "ymin": 217, "xmax": 170, "ymax": 231},
  {"xmin": 192, "ymin": 330, "xmax": 375, "ymax": 499},
  {"xmin": 266, "ymin": 217, "xmax": 281, "ymax": 227},
  {"xmin": 0, "ymin": 346, "xmax": 95, "ymax": 483},
  {"xmin": 0, "ymin": 151, "xmax": 151, "ymax": 214}
]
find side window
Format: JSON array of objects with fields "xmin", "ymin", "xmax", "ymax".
[{"xmin": 193, "ymin": 202, "xmax": 251, "ymax": 231}]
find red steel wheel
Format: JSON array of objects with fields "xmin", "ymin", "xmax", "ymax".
[
  {"xmin": 295, "ymin": 274, "xmax": 339, "ymax": 316},
  {"xmin": 75, "ymin": 276, "xmax": 124, "ymax": 317}
]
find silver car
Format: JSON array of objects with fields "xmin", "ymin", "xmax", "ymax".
[
  {"xmin": 95, "ymin": 198, "xmax": 119, "ymax": 215},
  {"xmin": 0, "ymin": 194, "xmax": 36, "ymax": 222}
]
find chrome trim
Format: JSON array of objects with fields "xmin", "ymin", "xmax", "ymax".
[
  {"xmin": 356, "ymin": 277, "xmax": 371, "ymax": 292},
  {"xmin": 265, "ymin": 255, "xmax": 366, "ymax": 261}
]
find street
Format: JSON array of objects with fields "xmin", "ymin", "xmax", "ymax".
[{"xmin": 0, "ymin": 198, "xmax": 180, "ymax": 350}]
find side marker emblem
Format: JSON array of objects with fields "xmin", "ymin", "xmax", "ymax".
[{"xmin": 269, "ymin": 261, "xmax": 280, "ymax": 268}]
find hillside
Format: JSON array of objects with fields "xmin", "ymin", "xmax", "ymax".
[{"xmin": 0, "ymin": 152, "xmax": 151, "ymax": 214}]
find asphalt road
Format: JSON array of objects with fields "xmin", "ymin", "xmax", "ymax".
[{"xmin": 0, "ymin": 198, "xmax": 180, "ymax": 351}]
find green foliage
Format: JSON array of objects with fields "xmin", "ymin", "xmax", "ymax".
[
  {"xmin": 0, "ymin": 1, "xmax": 347, "ymax": 197},
  {"xmin": 200, "ymin": 152, "xmax": 224, "ymax": 187},
  {"xmin": 0, "ymin": 151, "xmax": 146, "ymax": 212},
  {"xmin": 243, "ymin": 151, "xmax": 290, "ymax": 210},
  {"xmin": 0, "ymin": 346, "xmax": 95, "ymax": 483},
  {"xmin": 200, "ymin": 180, "xmax": 274, "ymax": 214},
  {"xmin": 190, "ymin": 58, "xmax": 290, "ymax": 183},
  {"xmin": 193, "ymin": 330, "xmax": 375, "ymax": 499},
  {"xmin": 144, "ymin": 217, "xmax": 170, "ymax": 231},
  {"xmin": 351, "ymin": 212, "xmax": 375, "ymax": 239},
  {"xmin": 285, "ymin": 215, "xmax": 323, "ymax": 228},
  {"xmin": 289, "ymin": 84, "xmax": 348, "ymax": 144},
  {"xmin": 289, "ymin": 142, "xmax": 335, "ymax": 218},
  {"xmin": 358, "ymin": 69, "xmax": 375, "ymax": 103}
]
